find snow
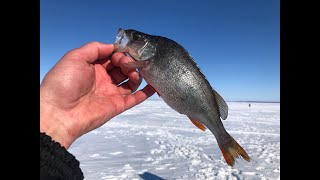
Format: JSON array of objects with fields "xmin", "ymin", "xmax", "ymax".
[{"xmin": 69, "ymin": 99, "xmax": 280, "ymax": 180}]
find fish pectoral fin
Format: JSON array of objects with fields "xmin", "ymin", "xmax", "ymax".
[
  {"xmin": 213, "ymin": 89, "xmax": 228, "ymax": 120},
  {"xmin": 188, "ymin": 117, "xmax": 206, "ymax": 131},
  {"xmin": 124, "ymin": 60, "xmax": 149, "ymax": 69}
]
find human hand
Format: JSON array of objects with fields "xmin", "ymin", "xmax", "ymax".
[{"xmin": 40, "ymin": 42, "xmax": 155, "ymax": 149}]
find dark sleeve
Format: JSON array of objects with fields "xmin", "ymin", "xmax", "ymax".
[{"xmin": 40, "ymin": 132, "xmax": 84, "ymax": 180}]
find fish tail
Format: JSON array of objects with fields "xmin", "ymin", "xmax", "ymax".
[{"xmin": 217, "ymin": 132, "xmax": 250, "ymax": 167}]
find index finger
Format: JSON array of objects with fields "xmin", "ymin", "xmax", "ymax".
[
  {"xmin": 111, "ymin": 52, "xmax": 136, "ymax": 75},
  {"xmin": 67, "ymin": 42, "xmax": 115, "ymax": 63}
]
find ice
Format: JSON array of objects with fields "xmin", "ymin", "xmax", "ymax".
[
  {"xmin": 109, "ymin": 152, "xmax": 123, "ymax": 155},
  {"xmin": 69, "ymin": 99, "xmax": 280, "ymax": 179}
]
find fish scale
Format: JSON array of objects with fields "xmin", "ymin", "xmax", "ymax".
[
  {"xmin": 143, "ymin": 38, "xmax": 218, "ymax": 124},
  {"xmin": 114, "ymin": 28, "xmax": 250, "ymax": 166}
]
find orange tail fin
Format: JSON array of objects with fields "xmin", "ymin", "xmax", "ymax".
[{"xmin": 218, "ymin": 134, "xmax": 250, "ymax": 167}]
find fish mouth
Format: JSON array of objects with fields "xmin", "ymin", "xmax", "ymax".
[{"xmin": 114, "ymin": 28, "xmax": 129, "ymax": 52}]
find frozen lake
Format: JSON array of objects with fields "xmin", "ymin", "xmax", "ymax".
[{"xmin": 69, "ymin": 99, "xmax": 280, "ymax": 180}]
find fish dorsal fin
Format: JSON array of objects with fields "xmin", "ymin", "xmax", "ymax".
[
  {"xmin": 213, "ymin": 90, "xmax": 228, "ymax": 120},
  {"xmin": 188, "ymin": 117, "xmax": 206, "ymax": 131}
]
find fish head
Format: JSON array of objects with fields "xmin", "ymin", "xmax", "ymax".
[{"xmin": 114, "ymin": 28, "xmax": 157, "ymax": 61}]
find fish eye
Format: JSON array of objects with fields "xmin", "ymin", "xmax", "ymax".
[{"xmin": 132, "ymin": 33, "xmax": 141, "ymax": 40}]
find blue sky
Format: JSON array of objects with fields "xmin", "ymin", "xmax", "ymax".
[{"xmin": 41, "ymin": 0, "xmax": 279, "ymax": 102}]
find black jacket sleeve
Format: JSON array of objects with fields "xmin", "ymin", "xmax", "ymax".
[{"xmin": 40, "ymin": 132, "xmax": 84, "ymax": 180}]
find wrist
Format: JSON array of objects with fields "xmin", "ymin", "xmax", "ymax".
[{"xmin": 40, "ymin": 100, "xmax": 77, "ymax": 149}]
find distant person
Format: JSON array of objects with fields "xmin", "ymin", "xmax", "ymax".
[
  {"xmin": 40, "ymin": 42, "xmax": 156, "ymax": 180},
  {"xmin": 249, "ymin": 103, "xmax": 251, "ymax": 107}
]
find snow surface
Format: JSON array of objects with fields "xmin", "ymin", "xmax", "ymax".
[{"xmin": 69, "ymin": 99, "xmax": 280, "ymax": 180}]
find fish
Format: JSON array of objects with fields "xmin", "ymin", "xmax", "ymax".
[{"xmin": 113, "ymin": 28, "xmax": 250, "ymax": 166}]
